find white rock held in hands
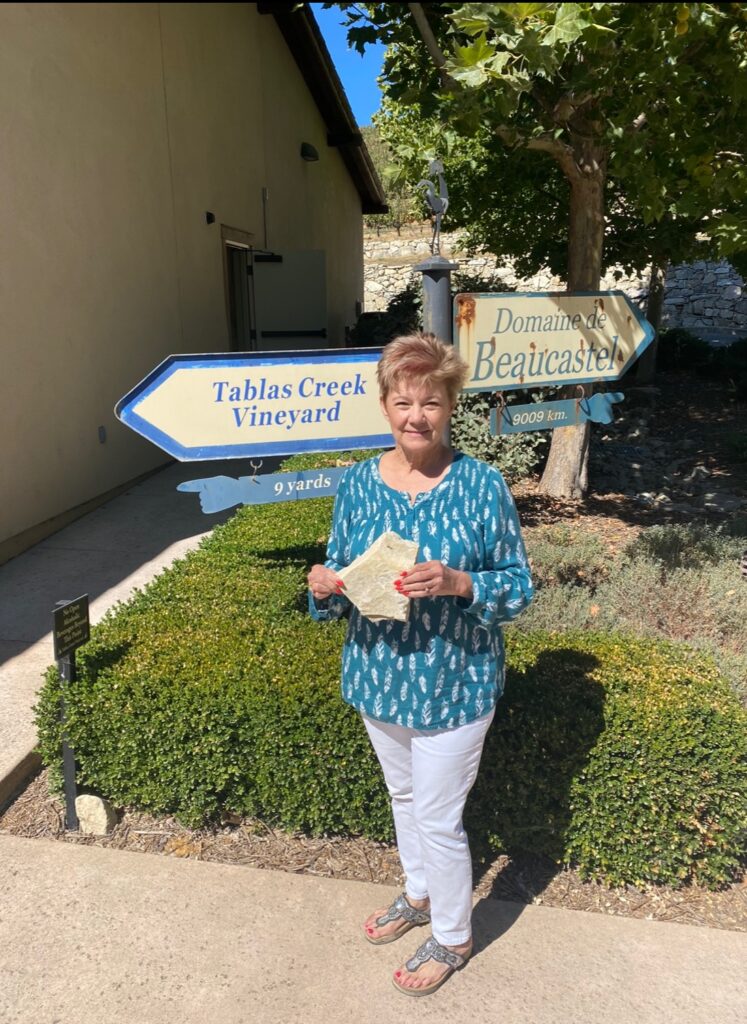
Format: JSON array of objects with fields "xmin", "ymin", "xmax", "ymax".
[{"xmin": 338, "ymin": 531, "xmax": 419, "ymax": 622}]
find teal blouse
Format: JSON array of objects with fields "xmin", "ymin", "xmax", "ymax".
[{"xmin": 309, "ymin": 452, "xmax": 533, "ymax": 730}]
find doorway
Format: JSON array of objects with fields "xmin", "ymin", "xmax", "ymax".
[{"xmin": 226, "ymin": 245, "xmax": 328, "ymax": 352}]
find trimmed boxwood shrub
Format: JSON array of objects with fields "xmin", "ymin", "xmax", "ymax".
[{"xmin": 35, "ymin": 470, "xmax": 746, "ymax": 889}]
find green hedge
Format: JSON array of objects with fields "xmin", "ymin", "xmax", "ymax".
[{"xmin": 35, "ymin": 475, "xmax": 746, "ymax": 888}]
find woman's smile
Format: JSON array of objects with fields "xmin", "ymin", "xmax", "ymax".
[{"xmin": 380, "ymin": 380, "xmax": 453, "ymax": 459}]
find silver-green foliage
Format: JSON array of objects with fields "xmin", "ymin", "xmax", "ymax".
[
  {"xmin": 525, "ymin": 524, "xmax": 610, "ymax": 589},
  {"xmin": 451, "ymin": 393, "xmax": 548, "ymax": 483},
  {"xmin": 520, "ymin": 521, "xmax": 747, "ymax": 703}
]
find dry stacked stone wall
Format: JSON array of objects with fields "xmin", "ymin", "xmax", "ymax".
[{"xmin": 363, "ymin": 231, "xmax": 747, "ymax": 342}]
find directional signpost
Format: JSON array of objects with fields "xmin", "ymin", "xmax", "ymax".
[
  {"xmin": 177, "ymin": 465, "xmax": 349, "ymax": 514},
  {"xmin": 116, "ymin": 294, "xmax": 652, "ymax": 511},
  {"xmin": 453, "ymin": 291, "xmax": 653, "ymax": 440},
  {"xmin": 492, "ymin": 392, "xmax": 625, "ymax": 434},
  {"xmin": 454, "ymin": 291, "xmax": 654, "ymax": 393},
  {"xmin": 115, "ymin": 348, "xmax": 390, "ymax": 461}
]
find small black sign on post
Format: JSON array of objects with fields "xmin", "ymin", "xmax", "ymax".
[{"xmin": 53, "ymin": 595, "xmax": 90, "ymax": 832}]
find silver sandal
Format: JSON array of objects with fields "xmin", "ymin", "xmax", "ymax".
[
  {"xmin": 364, "ymin": 893, "xmax": 431, "ymax": 945},
  {"xmin": 393, "ymin": 935, "xmax": 472, "ymax": 996}
]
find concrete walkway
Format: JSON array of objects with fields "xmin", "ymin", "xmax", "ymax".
[
  {"xmin": 0, "ymin": 462, "xmax": 745, "ymax": 1024},
  {"xmin": 1, "ymin": 835, "xmax": 745, "ymax": 1024}
]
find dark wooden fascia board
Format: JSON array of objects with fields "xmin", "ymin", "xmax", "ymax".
[{"xmin": 257, "ymin": 2, "xmax": 387, "ymax": 214}]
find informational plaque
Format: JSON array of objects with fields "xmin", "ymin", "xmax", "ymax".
[{"xmin": 53, "ymin": 595, "xmax": 90, "ymax": 661}]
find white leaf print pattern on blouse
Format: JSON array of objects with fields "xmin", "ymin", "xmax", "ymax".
[
  {"xmin": 309, "ymin": 454, "xmax": 533, "ymax": 730},
  {"xmin": 434, "ymin": 668, "xmax": 445, "ymax": 697}
]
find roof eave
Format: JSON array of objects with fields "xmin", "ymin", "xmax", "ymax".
[{"xmin": 257, "ymin": 2, "xmax": 388, "ymax": 215}]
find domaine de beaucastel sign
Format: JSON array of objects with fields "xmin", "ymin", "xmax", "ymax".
[{"xmin": 454, "ymin": 291, "xmax": 654, "ymax": 392}]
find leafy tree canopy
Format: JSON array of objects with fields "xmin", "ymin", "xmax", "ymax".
[
  {"xmin": 334, "ymin": 2, "xmax": 747, "ymax": 275},
  {"xmin": 376, "ymin": 100, "xmax": 721, "ymax": 279}
]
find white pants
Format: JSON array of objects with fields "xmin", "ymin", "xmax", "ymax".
[{"xmin": 362, "ymin": 708, "xmax": 495, "ymax": 946}]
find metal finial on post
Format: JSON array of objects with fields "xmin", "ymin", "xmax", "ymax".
[
  {"xmin": 415, "ymin": 158, "xmax": 457, "ymax": 446},
  {"xmin": 414, "ymin": 158, "xmax": 457, "ymax": 343},
  {"xmin": 416, "ymin": 159, "xmax": 449, "ymax": 256}
]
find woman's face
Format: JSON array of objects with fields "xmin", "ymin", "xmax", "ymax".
[{"xmin": 380, "ymin": 378, "xmax": 454, "ymax": 457}]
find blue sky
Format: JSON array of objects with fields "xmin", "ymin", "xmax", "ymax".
[{"xmin": 312, "ymin": 4, "xmax": 384, "ymax": 126}]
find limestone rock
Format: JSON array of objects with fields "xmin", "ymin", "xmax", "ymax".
[
  {"xmin": 75, "ymin": 794, "xmax": 117, "ymax": 835},
  {"xmin": 338, "ymin": 531, "xmax": 419, "ymax": 622}
]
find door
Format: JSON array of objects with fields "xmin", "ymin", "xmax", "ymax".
[{"xmin": 226, "ymin": 246, "xmax": 328, "ymax": 352}]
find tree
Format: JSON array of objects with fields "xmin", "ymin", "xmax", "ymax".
[
  {"xmin": 361, "ymin": 125, "xmax": 420, "ymax": 234},
  {"xmin": 331, "ymin": 2, "xmax": 747, "ymax": 497}
]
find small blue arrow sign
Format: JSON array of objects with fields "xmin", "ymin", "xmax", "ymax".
[
  {"xmin": 115, "ymin": 348, "xmax": 390, "ymax": 461},
  {"xmin": 491, "ymin": 393, "xmax": 624, "ymax": 434},
  {"xmin": 177, "ymin": 466, "xmax": 348, "ymax": 513}
]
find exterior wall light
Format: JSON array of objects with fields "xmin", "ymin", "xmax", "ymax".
[{"xmin": 300, "ymin": 142, "xmax": 319, "ymax": 162}]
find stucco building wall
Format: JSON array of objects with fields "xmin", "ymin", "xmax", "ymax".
[{"xmin": 1, "ymin": 3, "xmax": 364, "ymax": 559}]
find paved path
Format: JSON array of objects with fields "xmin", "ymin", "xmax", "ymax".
[
  {"xmin": 0, "ymin": 461, "xmax": 745, "ymax": 1024},
  {"xmin": 1, "ymin": 835, "xmax": 745, "ymax": 1024}
]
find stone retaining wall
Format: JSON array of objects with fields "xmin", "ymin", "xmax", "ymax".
[{"xmin": 363, "ymin": 232, "xmax": 746, "ymax": 341}]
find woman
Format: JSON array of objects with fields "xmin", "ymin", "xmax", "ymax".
[{"xmin": 307, "ymin": 332, "xmax": 533, "ymax": 996}]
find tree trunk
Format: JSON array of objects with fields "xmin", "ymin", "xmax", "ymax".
[
  {"xmin": 635, "ymin": 260, "xmax": 668, "ymax": 384},
  {"xmin": 538, "ymin": 140, "xmax": 606, "ymax": 499}
]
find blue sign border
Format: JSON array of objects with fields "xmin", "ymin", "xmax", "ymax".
[
  {"xmin": 454, "ymin": 290, "xmax": 654, "ymax": 393},
  {"xmin": 115, "ymin": 348, "xmax": 390, "ymax": 461}
]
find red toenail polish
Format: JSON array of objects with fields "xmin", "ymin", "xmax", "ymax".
[{"xmin": 394, "ymin": 971, "xmax": 401, "ymax": 978}]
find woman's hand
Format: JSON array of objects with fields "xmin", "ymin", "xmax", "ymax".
[
  {"xmin": 307, "ymin": 564, "xmax": 344, "ymax": 601},
  {"xmin": 396, "ymin": 561, "xmax": 473, "ymax": 601}
]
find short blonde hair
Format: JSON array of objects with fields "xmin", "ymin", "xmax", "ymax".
[{"xmin": 377, "ymin": 332, "xmax": 469, "ymax": 407}]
